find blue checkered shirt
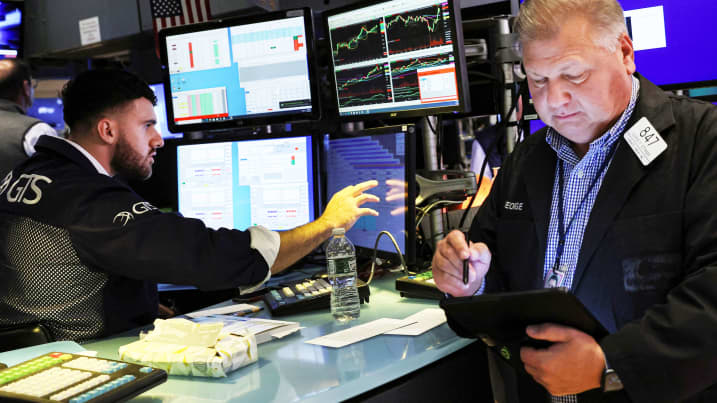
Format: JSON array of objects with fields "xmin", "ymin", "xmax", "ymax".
[{"xmin": 544, "ymin": 76, "xmax": 640, "ymax": 403}]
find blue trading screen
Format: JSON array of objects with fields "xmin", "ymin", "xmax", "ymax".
[
  {"xmin": 27, "ymin": 98, "xmax": 64, "ymax": 132},
  {"xmin": 164, "ymin": 14, "xmax": 312, "ymax": 126},
  {"xmin": 327, "ymin": 0, "xmax": 463, "ymax": 116},
  {"xmin": 324, "ymin": 131, "xmax": 408, "ymax": 254},
  {"xmin": 0, "ymin": 1, "xmax": 21, "ymax": 59},
  {"xmin": 517, "ymin": 0, "xmax": 717, "ymax": 86},
  {"xmin": 618, "ymin": 0, "xmax": 717, "ymax": 86},
  {"xmin": 149, "ymin": 83, "xmax": 183, "ymax": 139},
  {"xmin": 177, "ymin": 136, "xmax": 315, "ymax": 231}
]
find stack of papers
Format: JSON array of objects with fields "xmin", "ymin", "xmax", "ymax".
[
  {"xmin": 186, "ymin": 303, "xmax": 261, "ymax": 318},
  {"xmin": 191, "ymin": 315, "xmax": 301, "ymax": 344}
]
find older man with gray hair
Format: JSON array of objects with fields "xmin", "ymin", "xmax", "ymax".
[
  {"xmin": 432, "ymin": 0, "xmax": 717, "ymax": 401},
  {"xmin": 0, "ymin": 59, "xmax": 56, "ymax": 179}
]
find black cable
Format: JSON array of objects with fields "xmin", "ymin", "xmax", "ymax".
[
  {"xmin": 457, "ymin": 80, "xmax": 525, "ymax": 230},
  {"xmin": 458, "ymin": 142, "xmax": 492, "ymax": 230},
  {"xmin": 425, "ymin": 116, "xmax": 443, "ymax": 169},
  {"xmin": 468, "ymin": 71, "xmax": 502, "ymax": 82},
  {"xmin": 367, "ymin": 231, "xmax": 408, "ymax": 284},
  {"xmin": 437, "ymin": 115, "xmax": 444, "ymax": 168},
  {"xmin": 426, "ymin": 115, "xmax": 438, "ymax": 135}
]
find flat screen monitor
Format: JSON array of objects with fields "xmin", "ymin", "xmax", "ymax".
[
  {"xmin": 462, "ymin": 0, "xmax": 519, "ymax": 19},
  {"xmin": 516, "ymin": 0, "xmax": 717, "ymax": 87},
  {"xmin": 0, "ymin": 1, "xmax": 22, "ymax": 59},
  {"xmin": 27, "ymin": 98, "xmax": 64, "ymax": 132},
  {"xmin": 159, "ymin": 8, "xmax": 319, "ymax": 132},
  {"xmin": 149, "ymin": 83, "xmax": 183, "ymax": 140},
  {"xmin": 323, "ymin": 125, "xmax": 416, "ymax": 265},
  {"xmin": 617, "ymin": 0, "xmax": 717, "ymax": 87},
  {"xmin": 325, "ymin": 0, "xmax": 470, "ymax": 118},
  {"xmin": 177, "ymin": 135, "xmax": 317, "ymax": 231}
]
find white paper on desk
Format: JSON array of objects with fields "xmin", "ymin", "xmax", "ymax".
[
  {"xmin": 305, "ymin": 318, "xmax": 416, "ymax": 348},
  {"xmin": 385, "ymin": 308, "xmax": 447, "ymax": 336},
  {"xmin": 193, "ymin": 315, "xmax": 285, "ymax": 334},
  {"xmin": 272, "ymin": 327, "xmax": 306, "ymax": 339},
  {"xmin": 186, "ymin": 304, "xmax": 259, "ymax": 318},
  {"xmin": 191, "ymin": 315, "xmax": 300, "ymax": 344}
]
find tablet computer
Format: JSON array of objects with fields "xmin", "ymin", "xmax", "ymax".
[{"xmin": 440, "ymin": 288, "xmax": 609, "ymax": 368}]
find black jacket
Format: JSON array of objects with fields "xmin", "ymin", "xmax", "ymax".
[
  {"xmin": 468, "ymin": 74, "xmax": 717, "ymax": 402},
  {"xmin": 0, "ymin": 136, "xmax": 269, "ymax": 341}
]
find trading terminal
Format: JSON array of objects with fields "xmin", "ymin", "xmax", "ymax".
[{"xmin": 1, "ymin": 0, "xmax": 717, "ymax": 401}]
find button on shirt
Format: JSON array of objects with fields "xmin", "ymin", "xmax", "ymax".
[{"xmin": 544, "ymin": 76, "xmax": 640, "ymax": 403}]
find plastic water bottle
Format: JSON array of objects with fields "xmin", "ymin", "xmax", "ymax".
[{"xmin": 326, "ymin": 228, "xmax": 360, "ymax": 322}]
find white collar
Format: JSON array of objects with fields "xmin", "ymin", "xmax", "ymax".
[{"xmin": 59, "ymin": 137, "xmax": 111, "ymax": 176}]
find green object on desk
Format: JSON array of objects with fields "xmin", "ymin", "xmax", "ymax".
[
  {"xmin": 82, "ymin": 273, "xmax": 474, "ymax": 402},
  {"xmin": 0, "ymin": 341, "xmax": 85, "ymax": 367}
]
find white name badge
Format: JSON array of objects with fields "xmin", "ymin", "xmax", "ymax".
[{"xmin": 624, "ymin": 117, "xmax": 667, "ymax": 166}]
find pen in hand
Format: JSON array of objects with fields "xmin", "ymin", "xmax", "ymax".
[{"xmin": 462, "ymin": 232, "xmax": 469, "ymax": 285}]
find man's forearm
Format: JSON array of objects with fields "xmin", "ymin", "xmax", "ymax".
[{"xmin": 271, "ymin": 217, "xmax": 333, "ymax": 273}]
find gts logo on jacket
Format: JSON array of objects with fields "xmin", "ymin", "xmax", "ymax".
[
  {"xmin": 113, "ymin": 202, "xmax": 158, "ymax": 226},
  {"xmin": 0, "ymin": 171, "xmax": 52, "ymax": 205}
]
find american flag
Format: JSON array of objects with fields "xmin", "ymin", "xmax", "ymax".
[
  {"xmin": 150, "ymin": 0, "xmax": 211, "ymax": 33},
  {"xmin": 150, "ymin": 0, "xmax": 211, "ymax": 58}
]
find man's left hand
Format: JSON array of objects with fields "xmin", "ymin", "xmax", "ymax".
[{"xmin": 520, "ymin": 323, "xmax": 606, "ymax": 396}]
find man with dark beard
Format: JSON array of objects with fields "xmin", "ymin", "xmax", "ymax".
[{"xmin": 0, "ymin": 69, "xmax": 380, "ymax": 341}]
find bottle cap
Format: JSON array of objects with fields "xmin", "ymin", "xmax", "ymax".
[{"xmin": 332, "ymin": 228, "xmax": 345, "ymax": 236}]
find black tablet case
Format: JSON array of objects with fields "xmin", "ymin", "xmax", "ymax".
[{"xmin": 440, "ymin": 288, "xmax": 609, "ymax": 370}]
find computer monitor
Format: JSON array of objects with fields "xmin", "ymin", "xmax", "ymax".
[
  {"xmin": 462, "ymin": 0, "xmax": 519, "ymax": 19},
  {"xmin": 27, "ymin": 98, "xmax": 64, "ymax": 132},
  {"xmin": 520, "ymin": 0, "xmax": 717, "ymax": 88},
  {"xmin": 617, "ymin": 0, "xmax": 717, "ymax": 88},
  {"xmin": 148, "ymin": 82, "xmax": 183, "ymax": 140},
  {"xmin": 176, "ymin": 135, "xmax": 317, "ymax": 231},
  {"xmin": 324, "ymin": 0, "xmax": 470, "ymax": 119},
  {"xmin": 158, "ymin": 8, "xmax": 319, "ymax": 132},
  {"xmin": 0, "ymin": 1, "xmax": 22, "ymax": 59},
  {"xmin": 323, "ymin": 125, "xmax": 416, "ymax": 266}
]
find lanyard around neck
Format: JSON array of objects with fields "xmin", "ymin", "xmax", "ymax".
[{"xmin": 547, "ymin": 141, "xmax": 620, "ymax": 287}]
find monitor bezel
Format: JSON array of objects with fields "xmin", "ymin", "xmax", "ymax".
[
  {"xmin": 323, "ymin": 124, "xmax": 417, "ymax": 268},
  {"xmin": 323, "ymin": 0, "xmax": 471, "ymax": 121},
  {"xmin": 158, "ymin": 8, "xmax": 321, "ymax": 133},
  {"xmin": 174, "ymin": 132, "xmax": 321, "ymax": 232},
  {"xmin": 659, "ymin": 80, "xmax": 717, "ymax": 92},
  {"xmin": 148, "ymin": 81, "xmax": 185, "ymax": 142}
]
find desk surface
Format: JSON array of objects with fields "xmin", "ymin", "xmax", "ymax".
[{"xmin": 83, "ymin": 272, "xmax": 473, "ymax": 402}]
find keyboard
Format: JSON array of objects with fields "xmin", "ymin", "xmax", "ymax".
[
  {"xmin": 395, "ymin": 271, "xmax": 445, "ymax": 300},
  {"xmin": 263, "ymin": 276, "xmax": 370, "ymax": 317},
  {"xmin": 0, "ymin": 352, "xmax": 167, "ymax": 402}
]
